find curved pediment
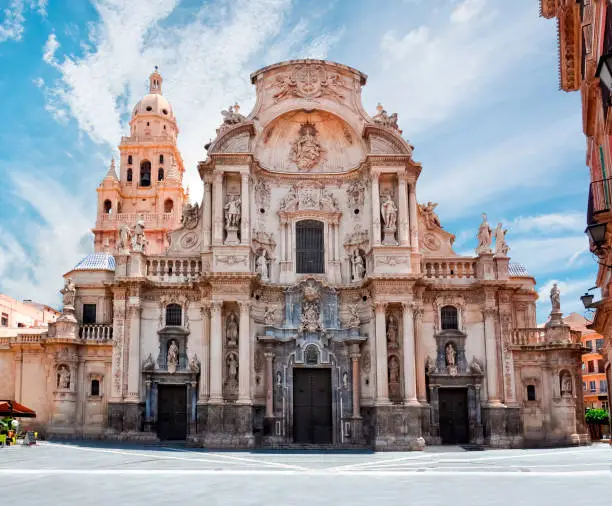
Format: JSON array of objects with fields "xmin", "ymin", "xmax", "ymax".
[
  {"xmin": 208, "ymin": 122, "xmax": 255, "ymax": 155},
  {"xmin": 363, "ymin": 125, "xmax": 413, "ymax": 156},
  {"xmin": 253, "ymin": 109, "xmax": 365, "ymax": 173}
]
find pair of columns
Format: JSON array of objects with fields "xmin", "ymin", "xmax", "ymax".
[
  {"xmin": 374, "ymin": 302, "xmax": 425, "ymax": 406},
  {"xmin": 200, "ymin": 300, "xmax": 252, "ymax": 405},
  {"xmin": 210, "ymin": 171, "xmax": 250, "ymax": 246},
  {"xmin": 370, "ymin": 172, "xmax": 418, "ymax": 250}
]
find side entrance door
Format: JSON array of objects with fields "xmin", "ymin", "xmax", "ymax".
[
  {"xmin": 157, "ymin": 384, "xmax": 187, "ymax": 441},
  {"xmin": 293, "ymin": 368, "xmax": 332, "ymax": 444},
  {"xmin": 438, "ymin": 387, "xmax": 469, "ymax": 445}
]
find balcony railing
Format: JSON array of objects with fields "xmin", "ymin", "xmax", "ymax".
[
  {"xmin": 79, "ymin": 324, "xmax": 113, "ymax": 341},
  {"xmin": 146, "ymin": 257, "xmax": 203, "ymax": 281},
  {"xmin": 422, "ymin": 259, "xmax": 477, "ymax": 280},
  {"xmin": 98, "ymin": 212, "xmax": 176, "ymax": 229},
  {"xmin": 510, "ymin": 328, "xmax": 547, "ymax": 346},
  {"xmin": 589, "ymin": 178, "xmax": 612, "ymax": 216}
]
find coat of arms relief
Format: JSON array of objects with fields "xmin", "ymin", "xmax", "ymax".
[{"xmin": 270, "ymin": 63, "xmax": 347, "ymax": 102}]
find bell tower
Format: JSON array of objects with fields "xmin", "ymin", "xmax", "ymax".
[{"xmin": 93, "ymin": 67, "xmax": 186, "ymax": 255}]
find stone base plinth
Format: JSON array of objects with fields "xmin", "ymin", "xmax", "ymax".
[
  {"xmin": 371, "ymin": 404, "xmax": 426, "ymax": 451},
  {"xmin": 224, "ymin": 226, "xmax": 240, "ymax": 246},
  {"xmin": 382, "ymin": 227, "xmax": 398, "ymax": 246},
  {"xmin": 198, "ymin": 404, "xmax": 254, "ymax": 449},
  {"xmin": 481, "ymin": 405, "xmax": 523, "ymax": 448}
]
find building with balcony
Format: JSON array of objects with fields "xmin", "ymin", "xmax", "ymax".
[
  {"xmin": 0, "ymin": 294, "xmax": 60, "ymax": 329},
  {"xmin": 0, "ymin": 62, "xmax": 589, "ymax": 449}
]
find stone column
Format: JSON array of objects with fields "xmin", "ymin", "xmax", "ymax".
[
  {"xmin": 209, "ymin": 301, "xmax": 223, "ymax": 403},
  {"xmin": 211, "ymin": 171, "xmax": 224, "ymax": 246},
  {"xmin": 126, "ymin": 300, "xmax": 141, "ymax": 399},
  {"xmin": 414, "ymin": 306, "xmax": 426, "ymax": 402},
  {"xmin": 398, "ymin": 174, "xmax": 409, "ymax": 246},
  {"xmin": 76, "ymin": 357, "xmax": 85, "ymax": 428},
  {"xmin": 202, "ymin": 178, "xmax": 212, "ymax": 250},
  {"xmin": 408, "ymin": 182, "xmax": 419, "ymax": 252},
  {"xmin": 350, "ymin": 350, "xmax": 361, "ymax": 418},
  {"xmin": 280, "ymin": 222, "xmax": 286, "ymax": 261},
  {"xmin": 375, "ymin": 302, "xmax": 389, "ymax": 404},
  {"xmin": 483, "ymin": 307, "xmax": 501, "ymax": 405},
  {"xmin": 237, "ymin": 301, "xmax": 251, "ymax": 404},
  {"xmin": 265, "ymin": 351, "xmax": 274, "ymax": 418},
  {"xmin": 371, "ymin": 172, "xmax": 381, "ymax": 246},
  {"xmin": 402, "ymin": 303, "xmax": 419, "ymax": 405},
  {"xmin": 199, "ymin": 304, "xmax": 211, "ymax": 402},
  {"xmin": 240, "ymin": 173, "xmax": 250, "ymax": 245}
]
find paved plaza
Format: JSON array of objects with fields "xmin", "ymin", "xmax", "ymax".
[{"xmin": 1, "ymin": 442, "xmax": 611, "ymax": 505}]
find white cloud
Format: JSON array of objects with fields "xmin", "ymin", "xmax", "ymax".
[
  {"xmin": 509, "ymin": 212, "xmax": 585, "ymax": 235},
  {"xmin": 32, "ymin": 77, "xmax": 44, "ymax": 88},
  {"xmin": 510, "ymin": 235, "xmax": 589, "ymax": 276},
  {"xmin": 0, "ymin": 0, "xmax": 47, "ymax": 43},
  {"xmin": 536, "ymin": 277, "xmax": 597, "ymax": 323},
  {"xmin": 450, "ymin": 0, "xmax": 488, "ymax": 24},
  {"xmin": 42, "ymin": 32, "xmax": 59, "ymax": 65}
]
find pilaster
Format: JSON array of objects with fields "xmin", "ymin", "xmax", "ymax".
[
  {"xmin": 209, "ymin": 301, "xmax": 223, "ymax": 403},
  {"xmin": 237, "ymin": 301, "xmax": 252, "ymax": 404},
  {"xmin": 375, "ymin": 302, "xmax": 390, "ymax": 405}
]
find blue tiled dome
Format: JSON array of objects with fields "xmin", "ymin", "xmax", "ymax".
[
  {"xmin": 72, "ymin": 253, "xmax": 116, "ymax": 272},
  {"xmin": 508, "ymin": 262, "xmax": 530, "ymax": 277}
]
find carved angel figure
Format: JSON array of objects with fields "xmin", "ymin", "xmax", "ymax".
[
  {"xmin": 469, "ymin": 356, "xmax": 483, "ymax": 375},
  {"xmin": 263, "ymin": 305, "xmax": 278, "ymax": 326},
  {"xmin": 181, "ymin": 201, "xmax": 200, "ymax": 229},
  {"xmin": 346, "ymin": 304, "xmax": 360, "ymax": 328},
  {"xmin": 61, "ymin": 277, "xmax": 76, "ymax": 308},
  {"xmin": 372, "ymin": 103, "xmax": 400, "ymax": 131},
  {"xmin": 118, "ymin": 223, "xmax": 132, "ymax": 252},
  {"xmin": 220, "ymin": 103, "xmax": 245, "ymax": 125},
  {"xmin": 380, "ymin": 193, "xmax": 398, "ymax": 229},
  {"xmin": 189, "ymin": 354, "xmax": 201, "ymax": 374},
  {"xmin": 475, "ymin": 213, "xmax": 492, "ymax": 255},
  {"xmin": 142, "ymin": 353, "xmax": 155, "ymax": 371},
  {"xmin": 132, "ymin": 219, "xmax": 147, "ymax": 253},
  {"xmin": 418, "ymin": 202, "xmax": 442, "ymax": 230},
  {"xmin": 494, "ymin": 223, "xmax": 510, "ymax": 256}
]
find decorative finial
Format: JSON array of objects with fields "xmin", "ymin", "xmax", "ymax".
[
  {"xmin": 110, "ymin": 157, "xmax": 115, "ymax": 170},
  {"xmin": 376, "ymin": 102, "xmax": 384, "ymax": 113},
  {"xmin": 233, "ymin": 102, "xmax": 240, "ymax": 114}
]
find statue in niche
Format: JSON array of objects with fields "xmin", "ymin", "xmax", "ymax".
[
  {"xmin": 445, "ymin": 342, "xmax": 457, "ymax": 367},
  {"xmin": 475, "ymin": 213, "xmax": 492, "ymax": 255},
  {"xmin": 224, "ymin": 195, "xmax": 241, "ymax": 229},
  {"xmin": 494, "ymin": 223, "xmax": 509, "ymax": 256},
  {"xmin": 561, "ymin": 372, "xmax": 573, "ymax": 396},
  {"xmin": 386, "ymin": 315, "xmax": 399, "ymax": 347},
  {"xmin": 118, "ymin": 223, "xmax": 132, "ymax": 253},
  {"xmin": 226, "ymin": 313, "xmax": 239, "ymax": 347},
  {"xmin": 276, "ymin": 370, "xmax": 282, "ymax": 387},
  {"xmin": 57, "ymin": 365, "xmax": 71, "ymax": 389},
  {"xmin": 60, "ymin": 278, "xmax": 76, "ymax": 308},
  {"xmin": 380, "ymin": 193, "xmax": 398, "ymax": 229},
  {"xmin": 291, "ymin": 122, "xmax": 324, "ymax": 171},
  {"xmin": 142, "ymin": 353, "xmax": 155, "ymax": 371},
  {"xmin": 388, "ymin": 356, "xmax": 400, "ymax": 383},
  {"xmin": 181, "ymin": 201, "xmax": 200, "ymax": 229},
  {"xmin": 220, "ymin": 103, "xmax": 245, "ymax": 126},
  {"xmin": 351, "ymin": 250, "xmax": 366, "ymax": 281},
  {"xmin": 418, "ymin": 202, "xmax": 442, "ymax": 230},
  {"xmin": 255, "ymin": 250, "xmax": 269, "ymax": 280},
  {"xmin": 167, "ymin": 340, "xmax": 179, "ymax": 374},
  {"xmin": 132, "ymin": 219, "xmax": 147, "ymax": 253},
  {"xmin": 550, "ymin": 283, "xmax": 561, "ymax": 314},
  {"xmin": 227, "ymin": 354, "xmax": 238, "ymax": 381},
  {"xmin": 342, "ymin": 371, "xmax": 349, "ymax": 389}
]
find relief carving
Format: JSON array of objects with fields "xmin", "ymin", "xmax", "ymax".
[
  {"xmin": 279, "ymin": 182, "xmax": 339, "ymax": 213},
  {"xmin": 290, "ymin": 122, "xmax": 324, "ymax": 171},
  {"xmin": 372, "ymin": 103, "xmax": 401, "ymax": 132},
  {"xmin": 271, "ymin": 63, "xmax": 347, "ymax": 102},
  {"xmin": 346, "ymin": 178, "xmax": 367, "ymax": 209},
  {"xmin": 418, "ymin": 202, "xmax": 442, "ymax": 230},
  {"xmin": 254, "ymin": 178, "xmax": 271, "ymax": 210},
  {"xmin": 181, "ymin": 201, "xmax": 200, "ymax": 230}
]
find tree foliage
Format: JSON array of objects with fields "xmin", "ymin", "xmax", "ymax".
[{"xmin": 585, "ymin": 408, "xmax": 610, "ymax": 425}]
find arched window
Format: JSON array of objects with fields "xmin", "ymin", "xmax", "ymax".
[
  {"xmin": 441, "ymin": 305, "xmax": 458, "ymax": 330},
  {"xmin": 165, "ymin": 303, "xmax": 182, "ymax": 326},
  {"xmin": 91, "ymin": 379, "xmax": 100, "ymax": 396},
  {"xmin": 103, "ymin": 200, "xmax": 112, "ymax": 214},
  {"xmin": 127, "ymin": 155, "xmax": 133, "ymax": 165},
  {"xmin": 296, "ymin": 220, "xmax": 324, "ymax": 274},
  {"xmin": 159, "ymin": 154, "xmax": 164, "ymax": 164},
  {"xmin": 127, "ymin": 168, "xmax": 133, "ymax": 182},
  {"xmin": 158, "ymin": 168, "xmax": 164, "ymax": 181},
  {"xmin": 140, "ymin": 160, "xmax": 151, "ymax": 187},
  {"xmin": 164, "ymin": 199, "xmax": 173, "ymax": 213}
]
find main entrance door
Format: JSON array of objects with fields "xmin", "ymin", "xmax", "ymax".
[
  {"xmin": 438, "ymin": 388, "xmax": 469, "ymax": 445},
  {"xmin": 293, "ymin": 368, "xmax": 332, "ymax": 444},
  {"xmin": 157, "ymin": 384, "xmax": 187, "ymax": 441}
]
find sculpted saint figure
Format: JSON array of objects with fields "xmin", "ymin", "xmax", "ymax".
[
  {"xmin": 494, "ymin": 223, "xmax": 510, "ymax": 256},
  {"xmin": 227, "ymin": 354, "xmax": 238, "ymax": 381},
  {"xmin": 57, "ymin": 365, "xmax": 70, "ymax": 389},
  {"xmin": 181, "ymin": 201, "xmax": 200, "ymax": 229},
  {"xmin": 389, "ymin": 356, "xmax": 400, "ymax": 383},
  {"xmin": 561, "ymin": 373, "xmax": 572, "ymax": 395},
  {"xmin": 475, "ymin": 213, "xmax": 492, "ymax": 255},
  {"xmin": 445, "ymin": 342, "xmax": 457, "ymax": 367},
  {"xmin": 550, "ymin": 283, "xmax": 561, "ymax": 314},
  {"xmin": 352, "ymin": 250, "xmax": 365, "ymax": 281},
  {"xmin": 418, "ymin": 202, "xmax": 442, "ymax": 229},
  {"xmin": 167, "ymin": 340, "xmax": 179, "ymax": 373},
  {"xmin": 256, "ymin": 251, "xmax": 268, "ymax": 280},
  {"xmin": 118, "ymin": 223, "xmax": 132, "ymax": 252},
  {"xmin": 61, "ymin": 277, "xmax": 76, "ymax": 308},
  {"xmin": 380, "ymin": 193, "xmax": 398, "ymax": 229},
  {"xmin": 291, "ymin": 123, "xmax": 323, "ymax": 171},
  {"xmin": 132, "ymin": 219, "xmax": 147, "ymax": 253},
  {"xmin": 220, "ymin": 103, "xmax": 245, "ymax": 126},
  {"xmin": 224, "ymin": 196, "xmax": 241, "ymax": 229},
  {"xmin": 387, "ymin": 316, "xmax": 399, "ymax": 347},
  {"xmin": 226, "ymin": 313, "xmax": 239, "ymax": 347}
]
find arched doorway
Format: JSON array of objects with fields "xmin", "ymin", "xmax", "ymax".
[{"xmin": 296, "ymin": 220, "xmax": 324, "ymax": 274}]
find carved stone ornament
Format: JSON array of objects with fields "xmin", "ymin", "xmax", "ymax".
[
  {"xmin": 346, "ymin": 179, "xmax": 367, "ymax": 209},
  {"xmin": 220, "ymin": 103, "xmax": 246, "ymax": 128},
  {"xmin": 270, "ymin": 63, "xmax": 347, "ymax": 102},
  {"xmin": 142, "ymin": 353, "xmax": 155, "ymax": 371},
  {"xmin": 189, "ymin": 354, "xmax": 201, "ymax": 374},
  {"xmin": 290, "ymin": 122, "xmax": 324, "ymax": 171},
  {"xmin": 344, "ymin": 304, "xmax": 361, "ymax": 328},
  {"xmin": 279, "ymin": 182, "xmax": 339, "ymax": 213},
  {"xmin": 252, "ymin": 226, "xmax": 276, "ymax": 257},
  {"xmin": 167, "ymin": 340, "xmax": 179, "ymax": 374},
  {"xmin": 254, "ymin": 178, "xmax": 271, "ymax": 210},
  {"xmin": 418, "ymin": 202, "xmax": 442, "ymax": 230},
  {"xmin": 344, "ymin": 224, "xmax": 369, "ymax": 251},
  {"xmin": 217, "ymin": 255, "xmax": 247, "ymax": 266},
  {"xmin": 299, "ymin": 284, "xmax": 323, "ymax": 334},
  {"xmin": 372, "ymin": 103, "xmax": 401, "ymax": 132},
  {"xmin": 181, "ymin": 201, "xmax": 200, "ymax": 230},
  {"xmin": 263, "ymin": 305, "xmax": 280, "ymax": 325}
]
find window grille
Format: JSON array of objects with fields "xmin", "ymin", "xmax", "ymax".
[
  {"xmin": 165, "ymin": 303, "xmax": 182, "ymax": 326},
  {"xmin": 440, "ymin": 306, "xmax": 458, "ymax": 330},
  {"xmin": 296, "ymin": 220, "xmax": 324, "ymax": 274}
]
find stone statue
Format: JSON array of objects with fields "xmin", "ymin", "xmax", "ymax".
[
  {"xmin": 220, "ymin": 103, "xmax": 245, "ymax": 126},
  {"xmin": 550, "ymin": 283, "xmax": 561, "ymax": 314},
  {"xmin": 494, "ymin": 223, "xmax": 509, "ymax": 256},
  {"xmin": 142, "ymin": 353, "xmax": 155, "ymax": 371},
  {"xmin": 255, "ymin": 251, "xmax": 268, "ymax": 280},
  {"xmin": 342, "ymin": 371, "xmax": 349, "ymax": 389},
  {"xmin": 224, "ymin": 195, "xmax": 241, "ymax": 229},
  {"xmin": 189, "ymin": 354, "xmax": 201, "ymax": 374},
  {"xmin": 469, "ymin": 356, "xmax": 483, "ymax": 375},
  {"xmin": 118, "ymin": 223, "xmax": 132, "ymax": 253},
  {"xmin": 276, "ymin": 370, "xmax": 282, "ymax": 387},
  {"xmin": 167, "ymin": 340, "xmax": 179, "ymax": 374},
  {"xmin": 226, "ymin": 313, "xmax": 238, "ymax": 347},
  {"xmin": 181, "ymin": 201, "xmax": 200, "ymax": 229},
  {"xmin": 351, "ymin": 250, "xmax": 366, "ymax": 281},
  {"xmin": 561, "ymin": 373, "xmax": 573, "ymax": 396},
  {"xmin": 386, "ymin": 316, "xmax": 399, "ymax": 347},
  {"xmin": 475, "ymin": 213, "xmax": 492, "ymax": 255},
  {"xmin": 57, "ymin": 365, "xmax": 70, "ymax": 389},
  {"xmin": 227, "ymin": 354, "xmax": 238, "ymax": 381},
  {"xmin": 380, "ymin": 193, "xmax": 398, "ymax": 229},
  {"xmin": 388, "ymin": 356, "xmax": 400, "ymax": 383},
  {"xmin": 418, "ymin": 202, "xmax": 442, "ymax": 229},
  {"xmin": 346, "ymin": 304, "xmax": 360, "ymax": 328},
  {"xmin": 372, "ymin": 103, "xmax": 401, "ymax": 131},
  {"xmin": 263, "ymin": 305, "xmax": 278, "ymax": 326},
  {"xmin": 60, "ymin": 278, "xmax": 76, "ymax": 308},
  {"xmin": 291, "ymin": 122, "xmax": 324, "ymax": 171},
  {"xmin": 132, "ymin": 219, "xmax": 147, "ymax": 253},
  {"xmin": 425, "ymin": 356, "xmax": 437, "ymax": 375},
  {"xmin": 445, "ymin": 342, "xmax": 457, "ymax": 367}
]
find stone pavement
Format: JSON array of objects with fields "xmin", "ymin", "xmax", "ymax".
[{"xmin": 1, "ymin": 442, "xmax": 611, "ymax": 505}]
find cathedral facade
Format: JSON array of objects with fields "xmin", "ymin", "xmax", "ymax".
[{"xmin": 0, "ymin": 61, "xmax": 589, "ymax": 449}]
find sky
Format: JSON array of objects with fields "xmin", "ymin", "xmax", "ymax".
[{"xmin": 0, "ymin": 0, "xmax": 597, "ymax": 322}]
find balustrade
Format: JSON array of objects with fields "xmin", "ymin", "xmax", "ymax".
[
  {"xmin": 510, "ymin": 328, "xmax": 546, "ymax": 346},
  {"xmin": 422, "ymin": 259, "xmax": 477, "ymax": 279},
  {"xmin": 79, "ymin": 324, "xmax": 113, "ymax": 341},
  {"xmin": 146, "ymin": 257, "xmax": 203, "ymax": 281}
]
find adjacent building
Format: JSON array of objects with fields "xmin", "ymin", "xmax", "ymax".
[
  {"xmin": 0, "ymin": 294, "xmax": 60, "ymax": 328},
  {"xmin": 0, "ymin": 61, "xmax": 589, "ymax": 449}
]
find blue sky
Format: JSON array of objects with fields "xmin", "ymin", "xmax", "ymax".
[{"xmin": 0, "ymin": 0, "xmax": 595, "ymax": 321}]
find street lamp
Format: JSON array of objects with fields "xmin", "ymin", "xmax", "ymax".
[
  {"xmin": 596, "ymin": 53, "xmax": 612, "ymax": 92},
  {"xmin": 580, "ymin": 292, "xmax": 594, "ymax": 309},
  {"xmin": 585, "ymin": 222, "xmax": 608, "ymax": 256}
]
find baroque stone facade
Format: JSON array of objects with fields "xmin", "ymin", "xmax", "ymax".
[{"xmin": 0, "ymin": 61, "xmax": 589, "ymax": 449}]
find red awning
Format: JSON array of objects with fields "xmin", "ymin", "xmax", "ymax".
[{"xmin": 0, "ymin": 400, "xmax": 37, "ymax": 418}]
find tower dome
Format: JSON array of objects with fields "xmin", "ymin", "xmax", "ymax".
[{"xmin": 131, "ymin": 67, "xmax": 174, "ymax": 120}]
